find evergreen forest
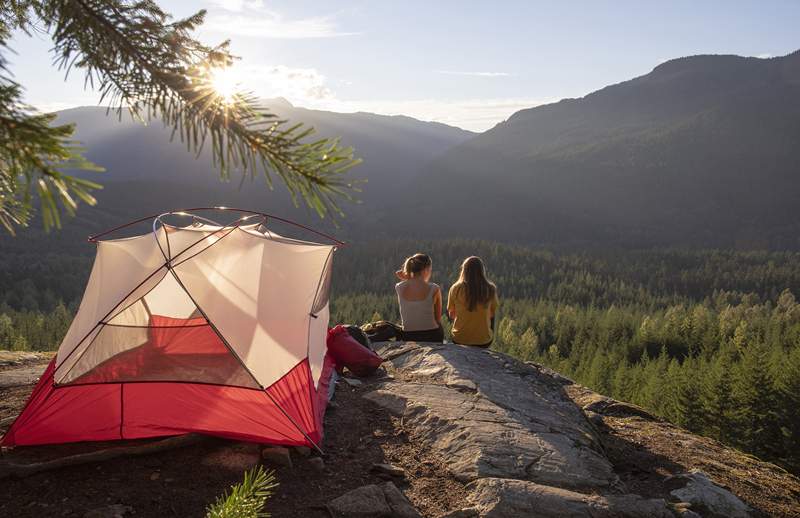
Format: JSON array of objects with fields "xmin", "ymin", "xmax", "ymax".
[{"xmin": 2, "ymin": 239, "xmax": 799, "ymax": 474}]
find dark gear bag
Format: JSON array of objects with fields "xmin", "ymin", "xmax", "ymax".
[
  {"xmin": 361, "ymin": 320, "xmax": 403, "ymax": 342},
  {"xmin": 345, "ymin": 325, "xmax": 373, "ymax": 350}
]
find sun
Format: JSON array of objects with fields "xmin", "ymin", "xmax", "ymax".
[{"xmin": 209, "ymin": 66, "xmax": 240, "ymax": 105}]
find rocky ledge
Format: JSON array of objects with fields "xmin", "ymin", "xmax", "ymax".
[{"xmin": 354, "ymin": 342, "xmax": 758, "ymax": 518}]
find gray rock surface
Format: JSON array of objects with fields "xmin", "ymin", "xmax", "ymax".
[
  {"xmin": 0, "ymin": 365, "xmax": 43, "ymax": 388},
  {"xmin": 569, "ymin": 385, "xmax": 658, "ymax": 420},
  {"xmin": 460, "ymin": 478, "xmax": 674, "ymax": 518},
  {"xmin": 367, "ymin": 343, "xmax": 615, "ymax": 489},
  {"xmin": 367, "ymin": 342, "xmax": 682, "ymax": 518},
  {"xmin": 669, "ymin": 470, "xmax": 751, "ymax": 518},
  {"xmin": 327, "ymin": 481, "xmax": 421, "ymax": 518}
]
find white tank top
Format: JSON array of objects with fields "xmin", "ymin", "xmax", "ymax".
[{"xmin": 396, "ymin": 281, "xmax": 439, "ymax": 332}]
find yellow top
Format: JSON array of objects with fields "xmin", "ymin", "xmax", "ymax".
[{"xmin": 447, "ymin": 283, "xmax": 499, "ymax": 346}]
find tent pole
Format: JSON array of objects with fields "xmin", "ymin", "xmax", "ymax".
[
  {"xmin": 89, "ymin": 207, "xmax": 346, "ymax": 247},
  {"xmin": 168, "ymin": 264, "xmax": 326, "ymax": 454},
  {"xmin": 171, "ymin": 267, "xmax": 325, "ymax": 454},
  {"xmin": 156, "ymin": 234, "xmax": 325, "ymax": 455},
  {"xmin": 65, "ymin": 209, "xmax": 330, "ymax": 454}
]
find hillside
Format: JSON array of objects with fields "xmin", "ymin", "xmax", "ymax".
[
  {"xmin": 9, "ymin": 51, "xmax": 800, "ymax": 249},
  {"xmin": 404, "ymin": 51, "xmax": 800, "ymax": 248},
  {"xmin": 37, "ymin": 100, "xmax": 475, "ymax": 241},
  {"xmin": 1, "ymin": 344, "xmax": 798, "ymax": 517},
  {"xmin": 0, "ymin": 102, "xmax": 474, "ymax": 271}
]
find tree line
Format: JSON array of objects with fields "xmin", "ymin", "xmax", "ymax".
[{"xmin": 1, "ymin": 238, "xmax": 799, "ymax": 473}]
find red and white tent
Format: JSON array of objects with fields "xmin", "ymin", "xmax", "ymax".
[{"xmin": 1, "ymin": 209, "xmax": 338, "ymax": 451}]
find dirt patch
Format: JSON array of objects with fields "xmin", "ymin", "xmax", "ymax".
[
  {"xmin": 0, "ymin": 363, "xmax": 465, "ymax": 517},
  {"xmin": 565, "ymin": 385, "xmax": 800, "ymax": 518},
  {"xmin": 0, "ymin": 351, "xmax": 54, "ymax": 372}
]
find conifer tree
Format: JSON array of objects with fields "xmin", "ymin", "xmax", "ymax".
[
  {"xmin": 775, "ymin": 346, "xmax": 800, "ymax": 470},
  {"xmin": 673, "ymin": 357, "xmax": 704, "ymax": 431},
  {"xmin": 639, "ymin": 347, "xmax": 669, "ymax": 414},
  {"xmin": 700, "ymin": 351, "xmax": 734, "ymax": 442},
  {"xmin": 0, "ymin": 1, "xmax": 359, "ymax": 234},
  {"xmin": 731, "ymin": 341, "xmax": 781, "ymax": 457}
]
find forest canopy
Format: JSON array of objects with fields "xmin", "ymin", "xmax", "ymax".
[{"xmin": 2, "ymin": 239, "xmax": 799, "ymax": 474}]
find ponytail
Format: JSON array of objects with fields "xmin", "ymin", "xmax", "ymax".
[{"xmin": 402, "ymin": 253, "xmax": 432, "ymax": 277}]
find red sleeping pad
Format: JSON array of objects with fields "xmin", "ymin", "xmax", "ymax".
[{"xmin": 326, "ymin": 325, "xmax": 383, "ymax": 377}]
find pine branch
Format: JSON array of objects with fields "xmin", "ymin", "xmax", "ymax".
[
  {"xmin": 0, "ymin": 0, "xmax": 360, "ymax": 235},
  {"xmin": 43, "ymin": 0, "xmax": 359, "ymax": 214},
  {"xmin": 0, "ymin": 43, "xmax": 103, "ymax": 234},
  {"xmin": 206, "ymin": 465, "xmax": 278, "ymax": 518}
]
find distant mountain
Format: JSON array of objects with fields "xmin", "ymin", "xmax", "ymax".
[
  {"xmin": 0, "ymin": 102, "xmax": 473, "ymax": 258},
  {"xmin": 403, "ymin": 50, "xmax": 800, "ymax": 248},
  {"xmin": 47, "ymin": 100, "xmax": 474, "ymax": 236},
  {"xmin": 11, "ymin": 50, "xmax": 800, "ymax": 250}
]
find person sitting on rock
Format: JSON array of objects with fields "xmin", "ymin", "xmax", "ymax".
[
  {"xmin": 447, "ymin": 256, "xmax": 499, "ymax": 347},
  {"xmin": 395, "ymin": 253, "xmax": 444, "ymax": 343}
]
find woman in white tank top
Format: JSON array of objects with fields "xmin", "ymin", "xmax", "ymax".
[{"xmin": 395, "ymin": 253, "xmax": 444, "ymax": 343}]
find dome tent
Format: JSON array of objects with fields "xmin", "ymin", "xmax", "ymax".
[{"xmin": 1, "ymin": 208, "xmax": 338, "ymax": 452}]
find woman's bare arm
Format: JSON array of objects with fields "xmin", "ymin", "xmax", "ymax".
[{"xmin": 433, "ymin": 287, "xmax": 443, "ymax": 325}]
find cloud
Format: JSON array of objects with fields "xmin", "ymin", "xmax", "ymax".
[
  {"xmin": 436, "ymin": 70, "xmax": 512, "ymax": 77},
  {"xmin": 212, "ymin": 63, "xmax": 546, "ymax": 131},
  {"xmin": 755, "ymin": 53, "xmax": 773, "ymax": 59},
  {"xmin": 204, "ymin": 1, "xmax": 358, "ymax": 38},
  {"xmin": 32, "ymin": 57, "xmax": 548, "ymax": 132},
  {"xmin": 235, "ymin": 64, "xmax": 335, "ymax": 102},
  {"xmin": 208, "ymin": 0, "xmax": 263, "ymax": 12},
  {"xmin": 313, "ymin": 97, "xmax": 550, "ymax": 132}
]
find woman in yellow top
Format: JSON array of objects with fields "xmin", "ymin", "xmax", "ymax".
[{"xmin": 447, "ymin": 256, "xmax": 499, "ymax": 347}]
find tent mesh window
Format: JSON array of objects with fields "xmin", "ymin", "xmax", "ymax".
[{"xmin": 59, "ymin": 273, "xmax": 259, "ymax": 388}]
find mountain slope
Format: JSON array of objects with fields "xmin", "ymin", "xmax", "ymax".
[
  {"xmin": 408, "ymin": 51, "xmax": 800, "ymax": 248},
  {"xmin": 12, "ymin": 101, "xmax": 473, "ymax": 242}
]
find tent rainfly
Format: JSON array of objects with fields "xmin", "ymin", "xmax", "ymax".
[{"xmin": 1, "ymin": 208, "xmax": 339, "ymax": 452}]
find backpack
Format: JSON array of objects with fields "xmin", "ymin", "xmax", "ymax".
[
  {"xmin": 326, "ymin": 325, "xmax": 383, "ymax": 377},
  {"xmin": 345, "ymin": 325, "xmax": 372, "ymax": 350},
  {"xmin": 361, "ymin": 320, "xmax": 403, "ymax": 342}
]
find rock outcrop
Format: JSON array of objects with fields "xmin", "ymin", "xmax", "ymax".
[
  {"xmin": 667, "ymin": 471, "xmax": 751, "ymax": 518},
  {"xmin": 365, "ymin": 342, "xmax": 707, "ymax": 518},
  {"xmin": 328, "ymin": 481, "xmax": 422, "ymax": 518}
]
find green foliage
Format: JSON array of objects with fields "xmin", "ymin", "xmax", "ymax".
[
  {"xmin": 0, "ymin": 40, "xmax": 103, "ymax": 233},
  {"xmin": 206, "ymin": 466, "xmax": 277, "ymax": 518},
  {"xmin": 2, "ymin": 239, "xmax": 800, "ymax": 473},
  {"xmin": 326, "ymin": 240, "xmax": 800, "ymax": 474},
  {"xmin": 0, "ymin": 302, "xmax": 72, "ymax": 351},
  {"xmin": 0, "ymin": 1, "xmax": 359, "ymax": 234}
]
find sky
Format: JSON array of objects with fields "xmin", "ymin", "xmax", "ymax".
[{"xmin": 6, "ymin": 0, "xmax": 800, "ymax": 131}]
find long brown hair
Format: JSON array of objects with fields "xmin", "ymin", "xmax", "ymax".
[
  {"xmin": 456, "ymin": 256, "xmax": 496, "ymax": 311},
  {"xmin": 402, "ymin": 253, "xmax": 432, "ymax": 277}
]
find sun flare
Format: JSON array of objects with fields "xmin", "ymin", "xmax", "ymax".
[{"xmin": 209, "ymin": 66, "xmax": 240, "ymax": 105}]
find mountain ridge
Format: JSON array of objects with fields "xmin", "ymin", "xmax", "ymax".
[
  {"xmin": 13, "ymin": 49, "xmax": 800, "ymax": 249},
  {"xmin": 400, "ymin": 49, "xmax": 800, "ymax": 248}
]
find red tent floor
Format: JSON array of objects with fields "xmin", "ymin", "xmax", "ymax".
[{"xmin": 1, "ymin": 354, "xmax": 335, "ymax": 448}]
